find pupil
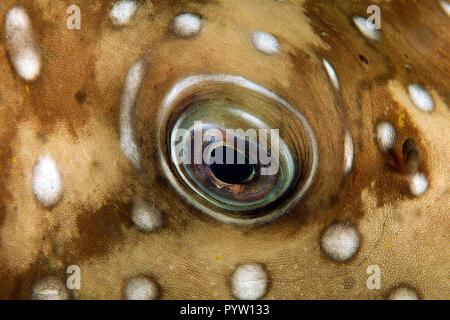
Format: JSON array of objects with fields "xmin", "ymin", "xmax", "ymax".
[{"xmin": 209, "ymin": 146, "xmax": 255, "ymax": 184}]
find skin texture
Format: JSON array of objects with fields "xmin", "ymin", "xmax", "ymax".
[{"xmin": 0, "ymin": 0, "xmax": 448, "ymax": 299}]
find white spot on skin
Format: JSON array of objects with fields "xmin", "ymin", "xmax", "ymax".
[
  {"xmin": 110, "ymin": 0, "xmax": 138, "ymax": 26},
  {"xmin": 322, "ymin": 58, "xmax": 340, "ymax": 91},
  {"xmin": 32, "ymin": 277, "xmax": 69, "ymax": 300},
  {"xmin": 352, "ymin": 16, "xmax": 382, "ymax": 42},
  {"xmin": 172, "ymin": 13, "xmax": 202, "ymax": 37},
  {"xmin": 5, "ymin": 6, "xmax": 42, "ymax": 81},
  {"xmin": 440, "ymin": 0, "xmax": 450, "ymax": 17},
  {"xmin": 321, "ymin": 223, "xmax": 360, "ymax": 262},
  {"xmin": 343, "ymin": 131, "xmax": 354, "ymax": 175},
  {"xmin": 231, "ymin": 264, "xmax": 268, "ymax": 300},
  {"xmin": 32, "ymin": 154, "xmax": 63, "ymax": 207},
  {"xmin": 376, "ymin": 121, "xmax": 396, "ymax": 152},
  {"xmin": 131, "ymin": 200, "xmax": 162, "ymax": 232},
  {"xmin": 124, "ymin": 276, "xmax": 159, "ymax": 300},
  {"xmin": 408, "ymin": 83, "xmax": 434, "ymax": 112},
  {"xmin": 251, "ymin": 31, "xmax": 280, "ymax": 55},
  {"xmin": 409, "ymin": 172, "xmax": 428, "ymax": 196},
  {"xmin": 388, "ymin": 287, "xmax": 419, "ymax": 300},
  {"xmin": 120, "ymin": 59, "xmax": 147, "ymax": 169}
]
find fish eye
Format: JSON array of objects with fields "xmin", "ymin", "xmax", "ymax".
[
  {"xmin": 156, "ymin": 75, "xmax": 318, "ymax": 225},
  {"xmin": 208, "ymin": 145, "xmax": 257, "ymax": 185}
]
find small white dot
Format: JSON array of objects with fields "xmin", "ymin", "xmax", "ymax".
[
  {"xmin": 322, "ymin": 58, "xmax": 340, "ymax": 91},
  {"xmin": 32, "ymin": 277, "xmax": 69, "ymax": 300},
  {"xmin": 32, "ymin": 154, "xmax": 63, "ymax": 207},
  {"xmin": 440, "ymin": 0, "xmax": 450, "ymax": 17},
  {"xmin": 376, "ymin": 121, "xmax": 396, "ymax": 152},
  {"xmin": 408, "ymin": 83, "xmax": 434, "ymax": 112},
  {"xmin": 352, "ymin": 16, "xmax": 382, "ymax": 42},
  {"xmin": 409, "ymin": 172, "xmax": 428, "ymax": 196},
  {"xmin": 231, "ymin": 264, "xmax": 268, "ymax": 300},
  {"xmin": 251, "ymin": 31, "xmax": 280, "ymax": 55},
  {"xmin": 131, "ymin": 200, "xmax": 162, "ymax": 232},
  {"xmin": 172, "ymin": 13, "xmax": 202, "ymax": 37},
  {"xmin": 124, "ymin": 276, "xmax": 159, "ymax": 300},
  {"xmin": 343, "ymin": 131, "xmax": 354, "ymax": 175},
  {"xmin": 388, "ymin": 286, "xmax": 419, "ymax": 300},
  {"xmin": 110, "ymin": 0, "xmax": 138, "ymax": 26},
  {"xmin": 321, "ymin": 223, "xmax": 360, "ymax": 262}
]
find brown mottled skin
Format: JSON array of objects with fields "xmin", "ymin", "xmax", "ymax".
[{"xmin": 0, "ymin": 0, "xmax": 448, "ymax": 299}]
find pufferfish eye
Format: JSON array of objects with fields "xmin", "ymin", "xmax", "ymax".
[
  {"xmin": 0, "ymin": 0, "xmax": 448, "ymax": 303},
  {"xmin": 156, "ymin": 75, "xmax": 318, "ymax": 225}
]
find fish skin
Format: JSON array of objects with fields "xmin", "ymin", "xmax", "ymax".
[{"xmin": 0, "ymin": 0, "xmax": 448, "ymax": 299}]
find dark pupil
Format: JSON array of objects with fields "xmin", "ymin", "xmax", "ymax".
[{"xmin": 209, "ymin": 146, "xmax": 255, "ymax": 184}]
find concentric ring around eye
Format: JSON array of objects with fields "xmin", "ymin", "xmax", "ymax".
[{"xmin": 156, "ymin": 74, "xmax": 318, "ymax": 225}]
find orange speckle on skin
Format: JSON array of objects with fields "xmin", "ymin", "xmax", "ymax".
[
  {"xmin": 398, "ymin": 108, "xmax": 406, "ymax": 128},
  {"xmin": 215, "ymin": 255, "xmax": 222, "ymax": 260}
]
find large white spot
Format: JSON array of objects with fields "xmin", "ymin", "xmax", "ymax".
[
  {"xmin": 14, "ymin": 49, "xmax": 41, "ymax": 81},
  {"xmin": 110, "ymin": 0, "xmax": 138, "ymax": 26},
  {"xmin": 376, "ymin": 121, "xmax": 396, "ymax": 152},
  {"xmin": 408, "ymin": 83, "xmax": 434, "ymax": 112},
  {"xmin": 5, "ymin": 6, "xmax": 42, "ymax": 81},
  {"xmin": 124, "ymin": 276, "xmax": 159, "ymax": 300},
  {"xmin": 321, "ymin": 223, "xmax": 360, "ymax": 262},
  {"xmin": 343, "ymin": 131, "xmax": 354, "ymax": 175},
  {"xmin": 352, "ymin": 16, "xmax": 382, "ymax": 42},
  {"xmin": 322, "ymin": 58, "xmax": 340, "ymax": 91},
  {"xmin": 172, "ymin": 13, "xmax": 202, "ymax": 37},
  {"xmin": 120, "ymin": 59, "xmax": 146, "ymax": 169},
  {"xmin": 388, "ymin": 286, "xmax": 419, "ymax": 300},
  {"xmin": 131, "ymin": 200, "xmax": 162, "ymax": 232},
  {"xmin": 231, "ymin": 264, "xmax": 268, "ymax": 300},
  {"xmin": 32, "ymin": 277, "xmax": 69, "ymax": 300},
  {"xmin": 32, "ymin": 154, "xmax": 63, "ymax": 207},
  {"xmin": 409, "ymin": 172, "xmax": 428, "ymax": 196},
  {"xmin": 440, "ymin": 0, "xmax": 450, "ymax": 17},
  {"xmin": 251, "ymin": 31, "xmax": 280, "ymax": 55}
]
